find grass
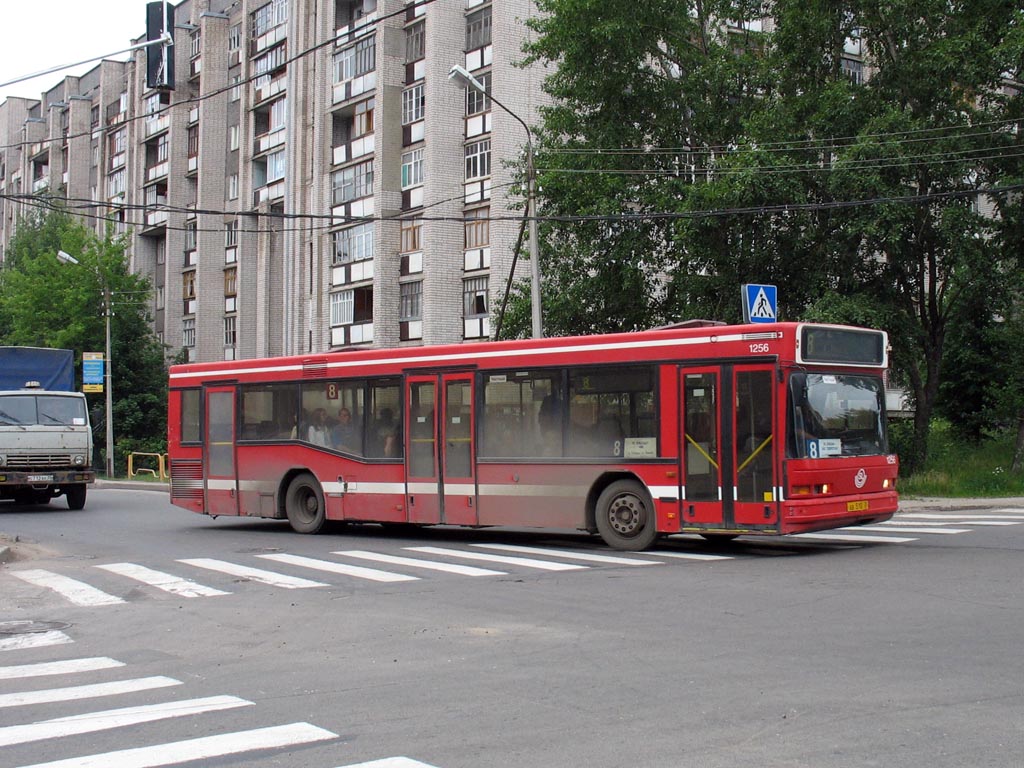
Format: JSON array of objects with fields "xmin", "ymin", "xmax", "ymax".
[{"xmin": 897, "ymin": 420, "xmax": 1024, "ymax": 497}]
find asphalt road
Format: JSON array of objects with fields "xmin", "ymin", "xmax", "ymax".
[{"xmin": 1, "ymin": 489, "xmax": 1022, "ymax": 768}]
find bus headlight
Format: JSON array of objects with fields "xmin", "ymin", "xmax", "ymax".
[
  {"xmin": 73, "ymin": 455, "xmax": 86, "ymax": 466},
  {"xmin": 0, "ymin": 454, "xmax": 6, "ymax": 467}
]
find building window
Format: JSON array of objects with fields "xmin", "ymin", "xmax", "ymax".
[
  {"xmin": 270, "ymin": 97, "xmax": 288, "ymax": 131},
  {"xmin": 465, "ymin": 207, "xmax": 489, "ymax": 250},
  {"xmin": 266, "ymin": 149, "xmax": 286, "ymax": 183},
  {"xmin": 107, "ymin": 169, "xmax": 126, "ymax": 197},
  {"xmin": 230, "ymin": 74, "xmax": 242, "ymax": 101},
  {"xmin": 156, "ymin": 239, "xmax": 166, "ymax": 265},
  {"xmin": 464, "ymin": 276, "xmax": 489, "ymax": 338},
  {"xmin": 400, "ymin": 281, "xmax": 422, "ymax": 321},
  {"xmin": 405, "ymin": 20, "xmax": 425, "ymax": 64},
  {"xmin": 190, "ymin": 30, "xmax": 201, "ymax": 59},
  {"xmin": 183, "ymin": 271, "xmax": 197, "ymax": 302},
  {"xmin": 224, "ymin": 267, "xmax": 238, "ymax": 297},
  {"xmin": 225, "ymin": 220, "xmax": 239, "ymax": 247},
  {"xmin": 333, "ymin": 222, "xmax": 374, "ymax": 264},
  {"xmin": 354, "ymin": 98, "xmax": 374, "ymax": 136},
  {"xmin": 401, "ymin": 148, "xmax": 424, "ymax": 189},
  {"xmin": 224, "ymin": 315, "xmax": 237, "ymax": 346},
  {"xmin": 155, "ymin": 286, "xmax": 165, "ymax": 310},
  {"xmin": 229, "ymin": 125, "xmax": 239, "ymax": 151},
  {"xmin": 400, "ymin": 217, "xmax": 422, "ymax": 253},
  {"xmin": 253, "ymin": 45, "xmax": 287, "ymax": 77},
  {"xmin": 184, "ymin": 222, "xmax": 197, "ymax": 253},
  {"xmin": 465, "ymin": 139, "xmax": 491, "ymax": 180},
  {"xmin": 182, "ymin": 318, "xmax": 196, "ymax": 348},
  {"xmin": 401, "ymin": 84, "xmax": 424, "ymax": 125},
  {"xmin": 251, "ymin": 0, "xmax": 288, "ymax": 39},
  {"xmin": 334, "ymin": 36, "xmax": 375, "ymax": 83},
  {"xmin": 228, "ymin": 23, "xmax": 241, "ymax": 51},
  {"xmin": 228, "ymin": 174, "xmax": 239, "ymax": 200},
  {"xmin": 466, "ymin": 6, "xmax": 492, "ymax": 51},
  {"xmin": 465, "ymin": 72, "xmax": 491, "ymax": 116},
  {"xmin": 186, "ymin": 125, "xmax": 199, "ymax": 158},
  {"xmin": 331, "ymin": 290, "xmax": 354, "ymax": 326},
  {"xmin": 332, "ymin": 160, "xmax": 374, "ymax": 204}
]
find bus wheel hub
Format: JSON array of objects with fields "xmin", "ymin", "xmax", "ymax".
[{"xmin": 609, "ymin": 495, "xmax": 642, "ymax": 535}]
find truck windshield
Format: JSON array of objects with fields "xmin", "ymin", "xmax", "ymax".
[
  {"xmin": 0, "ymin": 395, "xmax": 88, "ymax": 426},
  {"xmin": 787, "ymin": 373, "xmax": 887, "ymax": 458}
]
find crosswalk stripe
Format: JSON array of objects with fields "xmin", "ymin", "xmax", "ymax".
[
  {"xmin": 9, "ymin": 570, "xmax": 125, "ymax": 607},
  {"xmin": 992, "ymin": 508, "xmax": 1024, "ymax": 515},
  {"xmin": 472, "ymin": 543, "xmax": 660, "ymax": 566},
  {"xmin": 338, "ymin": 758, "xmax": 441, "ymax": 768},
  {"xmin": 0, "ymin": 631, "xmax": 73, "ymax": 653},
  {"xmin": 13, "ymin": 721, "xmax": 338, "ymax": 768},
  {"xmin": 335, "ymin": 550, "xmax": 505, "ymax": 576},
  {"xmin": 96, "ymin": 564, "xmax": 230, "ymax": 597},
  {"xmin": 638, "ymin": 550, "xmax": 734, "ymax": 561},
  {"xmin": 0, "ymin": 695, "xmax": 251, "ymax": 747},
  {"xmin": 177, "ymin": 559, "xmax": 328, "ymax": 589},
  {"xmin": 404, "ymin": 546, "xmax": 587, "ymax": 571},
  {"xmin": 257, "ymin": 553, "xmax": 419, "ymax": 583},
  {"xmin": 902, "ymin": 512, "xmax": 1024, "ymax": 521},
  {"xmin": 882, "ymin": 519, "xmax": 1018, "ymax": 527},
  {"xmin": 793, "ymin": 533, "xmax": 917, "ymax": 543},
  {"xmin": 0, "ymin": 676, "xmax": 181, "ymax": 709},
  {"xmin": 850, "ymin": 526, "xmax": 968, "ymax": 535},
  {"xmin": 0, "ymin": 657, "xmax": 124, "ymax": 681}
]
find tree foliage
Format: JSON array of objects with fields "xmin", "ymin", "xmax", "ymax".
[
  {"xmin": 0, "ymin": 209, "xmax": 169, "ymax": 473},
  {"xmin": 522, "ymin": 0, "xmax": 1023, "ymax": 473}
]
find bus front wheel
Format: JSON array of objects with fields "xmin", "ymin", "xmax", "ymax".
[
  {"xmin": 285, "ymin": 473, "xmax": 326, "ymax": 534},
  {"xmin": 595, "ymin": 480, "xmax": 658, "ymax": 551},
  {"xmin": 65, "ymin": 485, "xmax": 87, "ymax": 510}
]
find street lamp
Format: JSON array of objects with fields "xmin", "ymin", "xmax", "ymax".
[
  {"xmin": 57, "ymin": 250, "xmax": 115, "ymax": 479},
  {"xmin": 448, "ymin": 64, "xmax": 543, "ymax": 339}
]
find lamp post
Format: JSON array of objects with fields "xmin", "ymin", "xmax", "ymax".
[
  {"xmin": 57, "ymin": 250, "xmax": 114, "ymax": 478},
  {"xmin": 448, "ymin": 64, "xmax": 543, "ymax": 339}
]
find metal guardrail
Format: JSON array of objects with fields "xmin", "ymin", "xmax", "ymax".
[{"xmin": 127, "ymin": 452, "xmax": 169, "ymax": 482}]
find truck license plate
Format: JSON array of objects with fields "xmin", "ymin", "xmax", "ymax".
[
  {"xmin": 847, "ymin": 500, "xmax": 869, "ymax": 512},
  {"xmin": 27, "ymin": 474, "xmax": 54, "ymax": 483}
]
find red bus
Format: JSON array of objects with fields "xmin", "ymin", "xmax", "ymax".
[{"xmin": 167, "ymin": 322, "xmax": 898, "ymax": 550}]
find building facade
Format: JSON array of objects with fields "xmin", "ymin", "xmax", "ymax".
[{"xmin": 0, "ymin": 0, "xmax": 546, "ymax": 362}]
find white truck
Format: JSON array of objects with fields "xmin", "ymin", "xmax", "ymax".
[{"xmin": 0, "ymin": 348, "xmax": 95, "ymax": 510}]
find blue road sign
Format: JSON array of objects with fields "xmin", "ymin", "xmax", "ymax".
[
  {"xmin": 742, "ymin": 284, "xmax": 777, "ymax": 323},
  {"xmin": 83, "ymin": 353, "xmax": 104, "ymax": 386}
]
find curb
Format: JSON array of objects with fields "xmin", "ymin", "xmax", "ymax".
[{"xmin": 93, "ymin": 479, "xmax": 169, "ymax": 492}]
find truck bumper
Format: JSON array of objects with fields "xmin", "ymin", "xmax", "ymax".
[{"xmin": 0, "ymin": 470, "xmax": 96, "ymax": 486}]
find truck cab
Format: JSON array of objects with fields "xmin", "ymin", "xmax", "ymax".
[{"xmin": 0, "ymin": 385, "xmax": 96, "ymax": 509}]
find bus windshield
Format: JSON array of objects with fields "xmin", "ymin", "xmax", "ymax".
[
  {"xmin": 0, "ymin": 394, "xmax": 88, "ymax": 427},
  {"xmin": 787, "ymin": 373, "xmax": 887, "ymax": 458}
]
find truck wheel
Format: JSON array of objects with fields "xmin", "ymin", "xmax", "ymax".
[
  {"xmin": 285, "ymin": 473, "xmax": 326, "ymax": 534},
  {"xmin": 65, "ymin": 485, "xmax": 87, "ymax": 510},
  {"xmin": 595, "ymin": 479, "xmax": 659, "ymax": 551}
]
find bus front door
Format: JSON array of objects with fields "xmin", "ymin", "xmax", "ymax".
[
  {"xmin": 404, "ymin": 373, "xmax": 478, "ymax": 526},
  {"xmin": 731, "ymin": 365, "xmax": 779, "ymax": 528},
  {"xmin": 203, "ymin": 385, "xmax": 238, "ymax": 517}
]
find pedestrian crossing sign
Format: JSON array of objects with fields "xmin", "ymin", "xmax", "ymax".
[{"xmin": 742, "ymin": 283, "xmax": 778, "ymax": 323}]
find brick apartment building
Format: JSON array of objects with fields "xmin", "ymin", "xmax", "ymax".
[{"xmin": 0, "ymin": 0, "xmax": 546, "ymax": 362}]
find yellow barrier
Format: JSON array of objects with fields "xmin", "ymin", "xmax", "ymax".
[{"xmin": 128, "ymin": 452, "xmax": 169, "ymax": 482}]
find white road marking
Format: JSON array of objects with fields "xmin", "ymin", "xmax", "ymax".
[
  {"xmin": 472, "ymin": 543, "xmax": 660, "ymax": 566},
  {"xmin": 13, "ymin": 721, "xmax": 337, "ymax": 768},
  {"xmin": 0, "ymin": 695, "xmax": 251, "ymax": 747},
  {"xmin": 337, "ymin": 759, "xmax": 441, "ymax": 768},
  {"xmin": 404, "ymin": 546, "xmax": 587, "ymax": 571},
  {"xmin": 177, "ymin": 559, "xmax": 328, "ymax": 589},
  {"xmin": 0, "ymin": 676, "xmax": 181, "ymax": 709},
  {"xmin": 882, "ymin": 519, "xmax": 1019, "ymax": 527},
  {"xmin": 792, "ymin": 533, "xmax": 917, "ymax": 543},
  {"xmin": 0, "ymin": 631, "xmax": 73, "ymax": 653},
  {"xmin": 0, "ymin": 657, "xmax": 124, "ymax": 681},
  {"xmin": 902, "ymin": 512, "xmax": 1024, "ymax": 521},
  {"xmin": 257, "ymin": 553, "xmax": 419, "ymax": 583},
  {"xmin": 849, "ymin": 526, "xmax": 968, "ymax": 535},
  {"xmin": 637, "ymin": 550, "xmax": 734, "ymax": 561},
  {"xmin": 335, "ymin": 550, "xmax": 506, "ymax": 576},
  {"xmin": 96, "ymin": 563, "xmax": 230, "ymax": 597},
  {"xmin": 9, "ymin": 570, "xmax": 125, "ymax": 607}
]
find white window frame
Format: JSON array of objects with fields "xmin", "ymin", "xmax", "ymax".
[
  {"xmin": 401, "ymin": 84, "xmax": 424, "ymax": 125},
  {"xmin": 401, "ymin": 148, "xmax": 424, "ymax": 189},
  {"xmin": 465, "ymin": 139, "xmax": 491, "ymax": 180},
  {"xmin": 331, "ymin": 290, "xmax": 354, "ymax": 326}
]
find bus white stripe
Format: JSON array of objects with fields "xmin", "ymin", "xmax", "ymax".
[
  {"xmin": 472, "ymin": 544, "xmax": 660, "ymax": 566},
  {"xmin": 0, "ymin": 631, "xmax": 73, "ymax": 653},
  {"xmin": 0, "ymin": 657, "xmax": 124, "ymax": 681},
  {"xmin": 13, "ymin": 722, "xmax": 337, "ymax": 768},
  {"xmin": 96, "ymin": 564, "xmax": 230, "ymax": 597},
  {"xmin": 0, "ymin": 695, "xmax": 251, "ymax": 747},
  {"xmin": 646, "ymin": 485, "xmax": 678, "ymax": 500},
  {"xmin": 477, "ymin": 484, "xmax": 587, "ymax": 498},
  {"xmin": 256, "ymin": 553, "xmax": 418, "ymax": 583},
  {"xmin": 10, "ymin": 571, "xmax": 125, "ymax": 607},
  {"xmin": 0, "ymin": 676, "xmax": 181, "ymax": 709},
  {"xmin": 405, "ymin": 546, "xmax": 587, "ymax": 571},
  {"xmin": 334, "ymin": 550, "xmax": 505, "ymax": 576},
  {"xmin": 177, "ymin": 559, "xmax": 328, "ymax": 589}
]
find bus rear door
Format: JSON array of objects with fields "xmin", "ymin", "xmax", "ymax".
[
  {"xmin": 203, "ymin": 384, "xmax": 238, "ymax": 516},
  {"xmin": 404, "ymin": 373, "xmax": 477, "ymax": 525}
]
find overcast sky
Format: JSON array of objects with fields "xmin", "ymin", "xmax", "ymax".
[{"xmin": 0, "ymin": 0, "xmax": 153, "ymax": 103}]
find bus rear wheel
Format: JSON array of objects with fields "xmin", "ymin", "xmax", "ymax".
[
  {"xmin": 595, "ymin": 480, "xmax": 658, "ymax": 551},
  {"xmin": 285, "ymin": 473, "xmax": 326, "ymax": 534}
]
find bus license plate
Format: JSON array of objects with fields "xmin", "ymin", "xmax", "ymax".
[
  {"xmin": 27, "ymin": 474, "xmax": 54, "ymax": 483},
  {"xmin": 847, "ymin": 500, "xmax": 869, "ymax": 512}
]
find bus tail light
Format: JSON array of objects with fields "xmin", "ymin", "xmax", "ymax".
[{"xmin": 792, "ymin": 484, "xmax": 829, "ymax": 496}]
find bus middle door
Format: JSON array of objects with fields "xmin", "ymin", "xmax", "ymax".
[{"xmin": 404, "ymin": 373, "xmax": 478, "ymax": 526}]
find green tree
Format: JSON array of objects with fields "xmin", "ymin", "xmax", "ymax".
[{"xmin": 0, "ymin": 209, "xmax": 168, "ymax": 474}]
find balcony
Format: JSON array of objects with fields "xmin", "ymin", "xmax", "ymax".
[
  {"xmin": 332, "ymin": 133, "xmax": 373, "ymax": 166},
  {"xmin": 146, "ymin": 161, "xmax": 169, "ymax": 182},
  {"xmin": 145, "ymin": 209, "xmax": 168, "ymax": 227},
  {"xmin": 333, "ymin": 71, "xmax": 375, "ymax": 105},
  {"xmin": 254, "ymin": 127, "xmax": 286, "ymax": 155},
  {"xmin": 145, "ymin": 114, "xmax": 170, "ymax": 137},
  {"xmin": 253, "ymin": 72, "xmax": 287, "ymax": 104},
  {"xmin": 332, "ymin": 257, "xmax": 374, "ymax": 287},
  {"xmin": 252, "ymin": 22, "xmax": 287, "ymax": 55},
  {"xmin": 331, "ymin": 321, "xmax": 373, "ymax": 347},
  {"xmin": 465, "ymin": 44, "xmax": 492, "ymax": 73},
  {"xmin": 332, "ymin": 195, "xmax": 373, "ymax": 224},
  {"xmin": 253, "ymin": 180, "xmax": 285, "ymax": 206},
  {"xmin": 32, "ymin": 176, "xmax": 49, "ymax": 193}
]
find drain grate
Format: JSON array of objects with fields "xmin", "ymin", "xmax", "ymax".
[{"xmin": 0, "ymin": 620, "xmax": 71, "ymax": 636}]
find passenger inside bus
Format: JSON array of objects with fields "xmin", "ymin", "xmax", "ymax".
[{"xmin": 331, "ymin": 406, "xmax": 361, "ymax": 453}]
